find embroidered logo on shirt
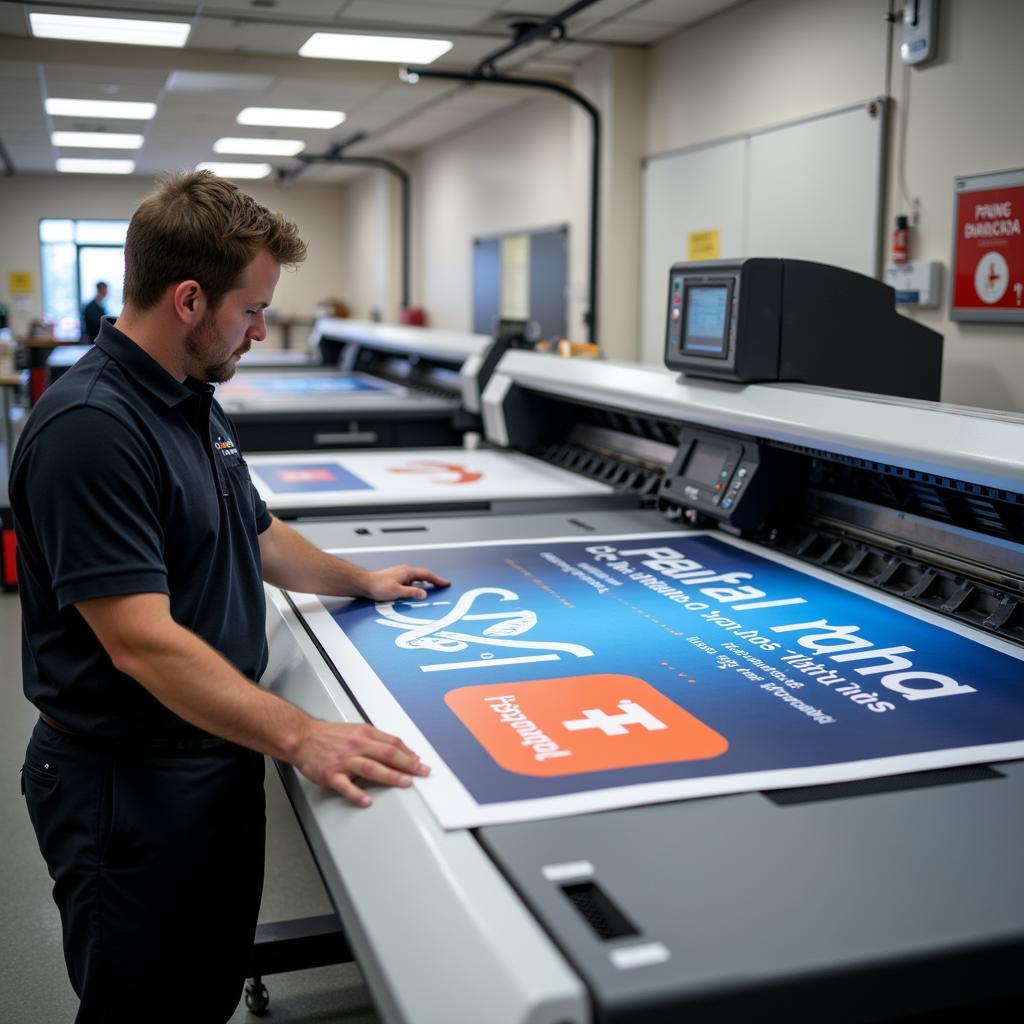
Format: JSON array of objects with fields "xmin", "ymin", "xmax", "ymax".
[{"xmin": 213, "ymin": 435, "xmax": 239, "ymax": 457}]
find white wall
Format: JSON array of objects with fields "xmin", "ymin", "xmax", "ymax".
[
  {"xmin": 647, "ymin": 0, "xmax": 884, "ymax": 154},
  {"xmin": 336, "ymin": 167, "xmax": 404, "ymax": 321},
  {"xmin": 411, "ymin": 94, "xmax": 579, "ymax": 337},
  {"xmin": 0, "ymin": 174, "xmax": 350, "ymax": 338},
  {"xmin": 575, "ymin": 47, "xmax": 650, "ymax": 360},
  {"xmin": 644, "ymin": 0, "xmax": 1024, "ymax": 411},
  {"xmin": 402, "ymin": 53, "xmax": 649, "ymax": 360}
]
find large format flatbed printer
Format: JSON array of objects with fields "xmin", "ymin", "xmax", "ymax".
[
  {"xmin": 261, "ymin": 346, "xmax": 1024, "ymax": 1023},
  {"xmin": 244, "ymin": 442, "xmax": 624, "ymax": 520},
  {"xmin": 218, "ymin": 320, "xmax": 499, "ymax": 452},
  {"xmin": 240, "ymin": 340, "xmax": 655, "ymax": 519}
]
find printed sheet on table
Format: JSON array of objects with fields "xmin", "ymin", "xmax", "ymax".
[
  {"xmin": 289, "ymin": 531, "xmax": 1024, "ymax": 828},
  {"xmin": 248, "ymin": 449, "xmax": 613, "ymax": 507},
  {"xmin": 215, "ymin": 372, "xmax": 395, "ymax": 401}
]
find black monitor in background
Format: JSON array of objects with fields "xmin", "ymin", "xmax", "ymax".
[
  {"xmin": 663, "ymin": 258, "xmax": 943, "ymax": 401},
  {"xmin": 493, "ymin": 317, "xmax": 539, "ymax": 349}
]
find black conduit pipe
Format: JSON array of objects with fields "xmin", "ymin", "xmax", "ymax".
[
  {"xmin": 284, "ymin": 153, "xmax": 411, "ymax": 310},
  {"xmin": 401, "ymin": 67, "xmax": 601, "ymax": 346}
]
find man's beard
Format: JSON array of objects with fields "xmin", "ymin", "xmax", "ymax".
[{"xmin": 183, "ymin": 312, "xmax": 247, "ymax": 383}]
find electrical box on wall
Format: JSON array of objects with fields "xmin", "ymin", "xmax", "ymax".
[
  {"xmin": 884, "ymin": 260, "xmax": 943, "ymax": 308},
  {"xmin": 901, "ymin": 0, "xmax": 939, "ymax": 66}
]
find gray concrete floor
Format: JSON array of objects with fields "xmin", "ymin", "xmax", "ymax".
[{"xmin": 0, "ymin": 592, "xmax": 380, "ymax": 1024}]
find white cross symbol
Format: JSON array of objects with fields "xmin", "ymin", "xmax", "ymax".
[{"xmin": 562, "ymin": 700, "xmax": 668, "ymax": 737}]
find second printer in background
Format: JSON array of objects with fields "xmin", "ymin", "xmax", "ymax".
[
  {"xmin": 217, "ymin": 319, "xmax": 512, "ymax": 452},
  {"xmin": 244, "ymin": 322, "xmax": 679, "ymax": 522}
]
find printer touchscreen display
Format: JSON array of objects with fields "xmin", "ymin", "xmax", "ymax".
[
  {"xmin": 683, "ymin": 284, "xmax": 730, "ymax": 356},
  {"xmin": 682, "ymin": 441, "xmax": 728, "ymax": 486}
]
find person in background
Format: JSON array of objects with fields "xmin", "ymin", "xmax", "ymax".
[
  {"xmin": 12, "ymin": 171, "xmax": 448, "ymax": 1024},
  {"xmin": 80, "ymin": 280, "xmax": 108, "ymax": 341}
]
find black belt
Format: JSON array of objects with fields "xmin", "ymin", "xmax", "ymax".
[{"xmin": 39, "ymin": 711, "xmax": 229, "ymax": 755}]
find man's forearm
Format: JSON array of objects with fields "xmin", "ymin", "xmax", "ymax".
[
  {"xmin": 259, "ymin": 516, "xmax": 449, "ymax": 605},
  {"xmin": 76, "ymin": 588, "xmax": 431, "ymax": 807},
  {"xmin": 115, "ymin": 616, "xmax": 312, "ymax": 760},
  {"xmin": 260, "ymin": 516, "xmax": 368, "ymax": 595}
]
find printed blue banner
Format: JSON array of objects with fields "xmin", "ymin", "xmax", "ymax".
[
  {"xmin": 219, "ymin": 373, "xmax": 390, "ymax": 399},
  {"xmin": 257, "ymin": 463, "xmax": 372, "ymax": 494},
  {"xmin": 294, "ymin": 532, "xmax": 1024, "ymax": 827}
]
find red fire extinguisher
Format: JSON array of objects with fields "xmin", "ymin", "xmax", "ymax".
[{"xmin": 892, "ymin": 215, "xmax": 910, "ymax": 264}]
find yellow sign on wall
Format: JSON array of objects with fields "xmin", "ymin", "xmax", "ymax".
[
  {"xmin": 8, "ymin": 271, "xmax": 34, "ymax": 294},
  {"xmin": 687, "ymin": 230, "xmax": 720, "ymax": 261}
]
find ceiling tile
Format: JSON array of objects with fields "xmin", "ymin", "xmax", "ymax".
[
  {"xmin": 0, "ymin": 5, "xmax": 28, "ymax": 34},
  {"xmin": 626, "ymin": 0, "xmax": 743, "ymax": 25},
  {"xmin": 579, "ymin": 20, "xmax": 680, "ymax": 43},
  {"xmin": 164, "ymin": 69, "xmax": 276, "ymax": 94},
  {"xmin": 341, "ymin": 2, "xmax": 494, "ymax": 30},
  {"xmin": 187, "ymin": 19, "xmax": 314, "ymax": 56},
  {"xmin": 497, "ymin": 0, "xmax": 575, "ymax": 15},
  {"xmin": 209, "ymin": 0, "xmax": 349, "ymax": 15}
]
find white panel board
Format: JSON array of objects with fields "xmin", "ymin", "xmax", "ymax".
[
  {"xmin": 748, "ymin": 102, "xmax": 884, "ymax": 277},
  {"xmin": 640, "ymin": 101, "xmax": 885, "ymax": 367},
  {"xmin": 640, "ymin": 139, "xmax": 746, "ymax": 364}
]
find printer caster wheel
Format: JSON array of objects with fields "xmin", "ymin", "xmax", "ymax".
[{"xmin": 244, "ymin": 978, "xmax": 270, "ymax": 1016}]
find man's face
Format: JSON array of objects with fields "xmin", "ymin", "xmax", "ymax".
[
  {"xmin": 97, "ymin": 284, "xmax": 108, "ymax": 300},
  {"xmin": 183, "ymin": 248, "xmax": 280, "ymax": 383}
]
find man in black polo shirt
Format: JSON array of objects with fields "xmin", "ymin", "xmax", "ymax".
[{"xmin": 12, "ymin": 171, "xmax": 448, "ymax": 1024}]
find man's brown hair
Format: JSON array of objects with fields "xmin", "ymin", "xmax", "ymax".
[{"xmin": 123, "ymin": 170, "xmax": 307, "ymax": 311}]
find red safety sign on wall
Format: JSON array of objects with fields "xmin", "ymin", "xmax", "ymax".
[{"xmin": 951, "ymin": 168, "xmax": 1024, "ymax": 322}]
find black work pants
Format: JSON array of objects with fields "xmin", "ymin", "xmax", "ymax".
[{"xmin": 21, "ymin": 718, "xmax": 266, "ymax": 1024}]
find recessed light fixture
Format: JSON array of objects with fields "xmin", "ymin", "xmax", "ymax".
[
  {"xmin": 196, "ymin": 162, "xmax": 273, "ymax": 180},
  {"xmin": 165, "ymin": 71, "xmax": 275, "ymax": 94},
  {"xmin": 45, "ymin": 98, "xmax": 157, "ymax": 120},
  {"xmin": 56, "ymin": 158, "xmax": 136, "ymax": 174},
  {"xmin": 214, "ymin": 137, "xmax": 305, "ymax": 157},
  {"xmin": 298, "ymin": 33, "xmax": 452, "ymax": 64},
  {"xmin": 29, "ymin": 13, "xmax": 190, "ymax": 48},
  {"xmin": 237, "ymin": 107, "xmax": 346, "ymax": 130},
  {"xmin": 52, "ymin": 131, "xmax": 144, "ymax": 150}
]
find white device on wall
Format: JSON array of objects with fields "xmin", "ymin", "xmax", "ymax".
[
  {"xmin": 884, "ymin": 259, "xmax": 943, "ymax": 308},
  {"xmin": 901, "ymin": 0, "xmax": 939, "ymax": 66}
]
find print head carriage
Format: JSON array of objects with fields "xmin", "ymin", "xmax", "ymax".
[{"xmin": 374, "ymin": 587, "xmax": 594, "ymax": 672}]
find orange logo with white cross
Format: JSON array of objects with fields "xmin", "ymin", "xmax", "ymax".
[{"xmin": 444, "ymin": 674, "xmax": 728, "ymax": 777}]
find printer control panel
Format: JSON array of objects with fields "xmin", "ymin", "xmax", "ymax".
[{"xmin": 661, "ymin": 427, "xmax": 799, "ymax": 531}]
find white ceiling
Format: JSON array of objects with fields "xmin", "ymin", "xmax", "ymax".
[{"xmin": 0, "ymin": 0, "xmax": 745, "ymax": 183}]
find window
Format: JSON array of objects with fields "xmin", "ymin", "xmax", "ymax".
[{"xmin": 40, "ymin": 219, "xmax": 129, "ymax": 335}]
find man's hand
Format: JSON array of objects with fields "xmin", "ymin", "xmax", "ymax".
[
  {"xmin": 358, "ymin": 564, "xmax": 450, "ymax": 603},
  {"xmin": 260, "ymin": 517, "xmax": 454, "ymax": 601},
  {"xmin": 295, "ymin": 720, "xmax": 430, "ymax": 807}
]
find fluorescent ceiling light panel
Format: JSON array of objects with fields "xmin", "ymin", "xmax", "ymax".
[
  {"xmin": 299, "ymin": 33, "xmax": 453, "ymax": 64},
  {"xmin": 29, "ymin": 13, "xmax": 190, "ymax": 47},
  {"xmin": 214, "ymin": 137, "xmax": 305, "ymax": 157},
  {"xmin": 237, "ymin": 107, "xmax": 346, "ymax": 130},
  {"xmin": 56, "ymin": 158, "xmax": 135, "ymax": 174},
  {"xmin": 51, "ymin": 131, "xmax": 144, "ymax": 149},
  {"xmin": 165, "ymin": 71, "xmax": 274, "ymax": 94},
  {"xmin": 196, "ymin": 162, "xmax": 272, "ymax": 180},
  {"xmin": 45, "ymin": 98, "xmax": 157, "ymax": 120}
]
